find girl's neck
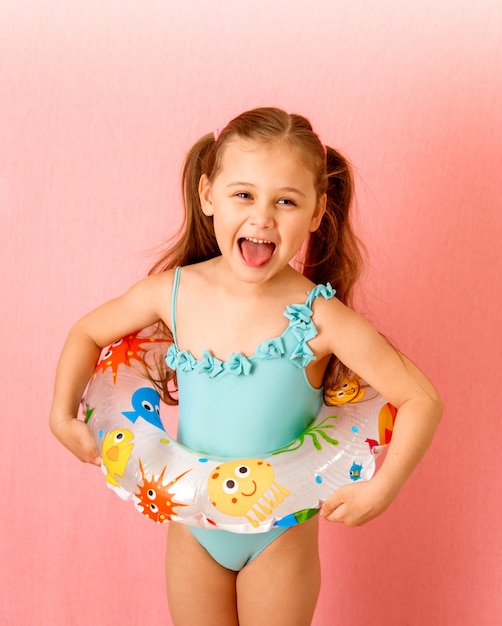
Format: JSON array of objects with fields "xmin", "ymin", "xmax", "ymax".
[
  {"xmin": 173, "ymin": 260, "xmax": 315, "ymax": 362},
  {"xmin": 200, "ymin": 256, "xmax": 311, "ymax": 300}
]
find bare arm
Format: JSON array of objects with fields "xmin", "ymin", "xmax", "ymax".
[
  {"xmin": 49, "ymin": 271, "xmax": 173, "ymax": 464},
  {"xmin": 313, "ymin": 298, "xmax": 443, "ymax": 525}
]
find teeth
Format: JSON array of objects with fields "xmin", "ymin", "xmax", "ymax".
[{"xmin": 244, "ymin": 237, "xmax": 273, "ymax": 244}]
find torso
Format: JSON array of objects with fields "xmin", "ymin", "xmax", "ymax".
[{"xmin": 165, "ymin": 264, "xmax": 336, "ymax": 458}]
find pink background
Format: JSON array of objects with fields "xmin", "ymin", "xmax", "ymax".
[{"xmin": 1, "ymin": 1, "xmax": 501, "ymax": 624}]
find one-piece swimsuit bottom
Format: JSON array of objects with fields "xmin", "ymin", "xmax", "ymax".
[{"xmin": 165, "ymin": 266, "xmax": 335, "ymax": 571}]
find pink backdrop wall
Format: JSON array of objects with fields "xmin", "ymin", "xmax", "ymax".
[{"xmin": 1, "ymin": 1, "xmax": 500, "ymax": 624}]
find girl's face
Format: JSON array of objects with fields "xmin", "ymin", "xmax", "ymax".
[{"xmin": 199, "ymin": 138, "xmax": 326, "ymax": 284}]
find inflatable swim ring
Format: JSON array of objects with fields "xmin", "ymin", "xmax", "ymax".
[{"xmin": 83, "ymin": 330, "xmax": 396, "ymax": 533}]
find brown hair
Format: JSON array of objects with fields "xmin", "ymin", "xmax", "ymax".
[{"xmin": 150, "ymin": 107, "xmax": 363, "ymax": 402}]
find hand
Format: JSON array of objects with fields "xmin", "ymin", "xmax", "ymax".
[
  {"xmin": 320, "ymin": 478, "xmax": 395, "ymax": 527},
  {"xmin": 50, "ymin": 416, "xmax": 101, "ymax": 466}
]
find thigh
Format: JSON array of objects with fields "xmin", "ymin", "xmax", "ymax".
[
  {"xmin": 236, "ymin": 517, "xmax": 321, "ymax": 626},
  {"xmin": 165, "ymin": 523, "xmax": 239, "ymax": 626}
]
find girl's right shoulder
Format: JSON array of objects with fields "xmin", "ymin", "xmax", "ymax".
[
  {"xmin": 137, "ymin": 267, "xmax": 177, "ymax": 305},
  {"xmin": 128, "ymin": 268, "xmax": 176, "ymax": 296},
  {"xmin": 116, "ymin": 269, "xmax": 177, "ymax": 330},
  {"xmin": 72, "ymin": 269, "xmax": 178, "ymax": 350}
]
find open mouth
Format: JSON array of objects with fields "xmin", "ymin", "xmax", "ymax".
[{"xmin": 238, "ymin": 237, "xmax": 276, "ymax": 268}]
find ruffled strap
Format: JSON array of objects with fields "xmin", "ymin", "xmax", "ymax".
[
  {"xmin": 165, "ymin": 344, "xmax": 196, "ymax": 372},
  {"xmin": 255, "ymin": 337, "xmax": 286, "ymax": 359},
  {"xmin": 305, "ymin": 282, "xmax": 335, "ymax": 308},
  {"xmin": 165, "ymin": 283, "xmax": 336, "ymax": 376},
  {"xmin": 283, "ymin": 283, "xmax": 336, "ymax": 370},
  {"xmin": 170, "ymin": 266, "xmax": 182, "ymax": 346},
  {"xmin": 166, "ymin": 344, "xmax": 252, "ymax": 378},
  {"xmin": 194, "ymin": 350, "xmax": 224, "ymax": 378}
]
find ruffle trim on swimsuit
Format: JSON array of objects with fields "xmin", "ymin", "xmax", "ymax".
[{"xmin": 165, "ymin": 283, "xmax": 335, "ymax": 377}]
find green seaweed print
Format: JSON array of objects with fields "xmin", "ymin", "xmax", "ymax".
[{"xmin": 272, "ymin": 416, "xmax": 339, "ymax": 455}]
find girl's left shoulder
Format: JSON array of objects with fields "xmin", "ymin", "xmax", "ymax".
[
  {"xmin": 310, "ymin": 293, "xmax": 382, "ymax": 357},
  {"xmin": 310, "ymin": 288, "xmax": 356, "ymax": 323}
]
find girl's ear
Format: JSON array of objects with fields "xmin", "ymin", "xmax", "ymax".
[
  {"xmin": 199, "ymin": 174, "xmax": 214, "ymax": 216},
  {"xmin": 309, "ymin": 193, "xmax": 327, "ymax": 232}
]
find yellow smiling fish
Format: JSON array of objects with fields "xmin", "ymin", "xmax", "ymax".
[{"xmin": 102, "ymin": 429, "xmax": 134, "ymax": 487}]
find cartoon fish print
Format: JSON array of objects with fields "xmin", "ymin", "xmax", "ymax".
[
  {"xmin": 365, "ymin": 438, "xmax": 379, "ymax": 451},
  {"xmin": 208, "ymin": 459, "xmax": 290, "ymax": 528},
  {"xmin": 135, "ymin": 460, "xmax": 190, "ymax": 523},
  {"xmin": 325, "ymin": 376, "xmax": 365, "ymax": 405},
  {"xmin": 122, "ymin": 387, "xmax": 165, "ymax": 431},
  {"xmin": 102, "ymin": 429, "xmax": 134, "ymax": 486},
  {"xmin": 94, "ymin": 333, "xmax": 167, "ymax": 383},
  {"xmin": 350, "ymin": 461, "xmax": 363, "ymax": 481}
]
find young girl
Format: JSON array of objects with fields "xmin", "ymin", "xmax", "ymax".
[{"xmin": 50, "ymin": 107, "xmax": 442, "ymax": 625}]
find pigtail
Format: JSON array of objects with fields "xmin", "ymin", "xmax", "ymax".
[
  {"xmin": 303, "ymin": 147, "xmax": 365, "ymax": 396},
  {"xmin": 148, "ymin": 134, "xmax": 221, "ymax": 404},
  {"xmin": 303, "ymin": 147, "xmax": 363, "ymax": 307},
  {"xmin": 178, "ymin": 135, "xmax": 221, "ymax": 265},
  {"xmin": 149, "ymin": 134, "xmax": 220, "ymax": 275}
]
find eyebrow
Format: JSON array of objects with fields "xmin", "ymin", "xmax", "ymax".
[{"xmin": 226, "ymin": 182, "xmax": 307, "ymax": 198}]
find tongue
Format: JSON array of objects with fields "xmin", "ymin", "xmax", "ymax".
[{"xmin": 240, "ymin": 239, "xmax": 275, "ymax": 267}]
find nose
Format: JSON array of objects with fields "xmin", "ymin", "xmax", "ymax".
[{"xmin": 249, "ymin": 200, "xmax": 274, "ymax": 229}]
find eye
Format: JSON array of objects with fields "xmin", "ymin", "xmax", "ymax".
[
  {"xmin": 335, "ymin": 390, "xmax": 345, "ymax": 398},
  {"xmin": 235, "ymin": 465, "xmax": 250, "ymax": 478},
  {"xmin": 113, "ymin": 431, "xmax": 125, "ymax": 443},
  {"xmin": 277, "ymin": 198, "xmax": 296, "ymax": 206},
  {"xmin": 149, "ymin": 503, "xmax": 159, "ymax": 513},
  {"xmin": 223, "ymin": 479, "xmax": 239, "ymax": 494},
  {"xmin": 111, "ymin": 339, "xmax": 123, "ymax": 347},
  {"xmin": 235, "ymin": 192, "xmax": 252, "ymax": 200},
  {"xmin": 141, "ymin": 400, "xmax": 154, "ymax": 413},
  {"xmin": 147, "ymin": 489, "xmax": 157, "ymax": 501}
]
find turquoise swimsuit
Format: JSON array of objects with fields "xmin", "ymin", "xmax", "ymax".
[{"xmin": 165, "ymin": 266, "xmax": 335, "ymax": 571}]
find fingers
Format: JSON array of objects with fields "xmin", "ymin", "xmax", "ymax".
[
  {"xmin": 320, "ymin": 498, "xmax": 339, "ymax": 518},
  {"xmin": 320, "ymin": 490, "xmax": 346, "ymax": 522},
  {"xmin": 61, "ymin": 419, "xmax": 101, "ymax": 466},
  {"xmin": 78, "ymin": 444, "xmax": 101, "ymax": 466},
  {"xmin": 79, "ymin": 426, "xmax": 101, "ymax": 466},
  {"xmin": 321, "ymin": 499, "xmax": 360, "ymax": 527},
  {"xmin": 320, "ymin": 484, "xmax": 375, "ymax": 527},
  {"xmin": 78, "ymin": 437, "xmax": 101, "ymax": 466}
]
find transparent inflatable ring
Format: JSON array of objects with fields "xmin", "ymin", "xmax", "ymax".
[{"xmin": 83, "ymin": 331, "xmax": 396, "ymax": 534}]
